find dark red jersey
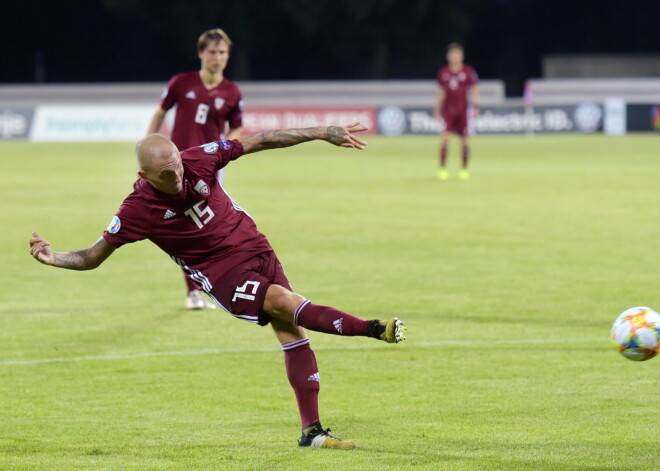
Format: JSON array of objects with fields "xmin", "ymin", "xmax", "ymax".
[
  {"xmin": 437, "ymin": 65, "xmax": 478, "ymax": 115},
  {"xmin": 102, "ymin": 140, "xmax": 273, "ymax": 288},
  {"xmin": 160, "ymin": 72, "xmax": 243, "ymax": 151}
]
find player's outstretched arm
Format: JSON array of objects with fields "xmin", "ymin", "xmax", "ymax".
[
  {"xmin": 239, "ymin": 122, "xmax": 368, "ymax": 155},
  {"xmin": 29, "ymin": 232, "xmax": 116, "ymax": 271}
]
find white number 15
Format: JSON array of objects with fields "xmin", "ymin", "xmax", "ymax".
[{"xmin": 184, "ymin": 201, "xmax": 215, "ymax": 229}]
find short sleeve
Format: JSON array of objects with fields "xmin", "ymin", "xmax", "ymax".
[
  {"xmin": 228, "ymin": 93, "xmax": 243, "ymax": 129},
  {"xmin": 468, "ymin": 67, "xmax": 479, "ymax": 86},
  {"xmin": 207, "ymin": 139, "xmax": 245, "ymax": 168},
  {"xmin": 102, "ymin": 200, "xmax": 148, "ymax": 248},
  {"xmin": 159, "ymin": 75, "xmax": 180, "ymax": 111},
  {"xmin": 183, "ymin": 140, "xmax": 245, "ymax": 177}
]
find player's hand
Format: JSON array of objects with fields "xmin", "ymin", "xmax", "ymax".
[
  {"xmin": 30, "ymin": 232, "xmax": 55, "ymax": 265},
  {"xmin": 325, "ymin": 122, "xmax": 368, "ymax": 150}
]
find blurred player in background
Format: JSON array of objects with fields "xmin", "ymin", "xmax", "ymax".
[
  {"xmin": 147, "ymin": 28, "xmax": 243, "ymax": 310},
  {"xmin": 433, "ymin": 43, "xmax": 479, "ymax": 181}
]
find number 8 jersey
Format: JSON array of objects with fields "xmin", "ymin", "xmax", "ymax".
[
  {"xmin": 160, "ymin": 72, "xmax": 243, "ymax": 151},
  {"xmin": 103, "ymin": 140, "xmax": 273, "ymax": 286}
]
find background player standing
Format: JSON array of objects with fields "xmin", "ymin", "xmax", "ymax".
[
  {"xmin": 147, "ymin": 28, "xmax": 243, "ymax": 310},
  {"xmin": 433, "ymin": 43, "xmax": 480, "ymax": 181},
  {"xmin": 29, "ymin": 123, "xmax": 406, "ymax": 449}
]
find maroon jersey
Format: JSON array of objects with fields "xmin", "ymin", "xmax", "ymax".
[
  {"xmin": 160, "ymin": 72, "xmax": 243, "ymax": 150},
  {"xmin": 102, "ymin": 140, "xmax": 273, "ymax": 288},
  {"xmin": 437, "ymin": 65, "xmax": 478, "ymax": 115}
]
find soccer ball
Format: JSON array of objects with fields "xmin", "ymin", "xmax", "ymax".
[{"xmin": 611, "ymin": 306, "xmax": 660, "ymax": 361}]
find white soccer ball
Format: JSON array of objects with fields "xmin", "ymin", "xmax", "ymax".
[{"xmin": 611, "ymin": 306, "xmax": 660, "ymax": 361}]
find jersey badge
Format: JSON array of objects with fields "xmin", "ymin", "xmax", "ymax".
[
  {"xmin": 106, "ymin": 215, "xmax": 121, "ymax": 234},
  {"xmin": 194, "ymin": 180, "xmax": 210, "ymax": 196},
  {"xmin": 214, "ymin": 97, "xmax": 225, "ymax": 109},
  {"xmin": 220, "ymin": 140, "xmax": 232, "ymax": 151},
  {"xmin": 203, "ymin": 142, "xmax": 219, "ymax": 153},
  {"xmin": 185, "ymin": 90, "xmax": 197, "ymax": 100},
  {"xmin": 163, "ymin": 209, "xmax": 177, "ymax": 220}
]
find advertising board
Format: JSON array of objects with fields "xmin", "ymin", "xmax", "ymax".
[{"xmin": 377, "ymin": 103, "xmax": 605, "ymax": 136}]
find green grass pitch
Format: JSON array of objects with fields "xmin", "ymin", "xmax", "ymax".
[{"xmin": 1, "ymin": 134, "xmax": 659, "ymax": 470}]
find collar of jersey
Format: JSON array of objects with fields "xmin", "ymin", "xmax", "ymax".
[{"xmin": 138, "ymin": 178, "xmax": 187, "ymax": 200}]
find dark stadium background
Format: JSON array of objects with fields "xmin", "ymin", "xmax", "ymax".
[{"xmin": 2, "ymin": 0, "xmax": 660, "ymax": 95}]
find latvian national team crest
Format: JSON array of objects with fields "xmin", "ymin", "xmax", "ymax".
[
  {"xmin": 194, "ymin": 180, "xmax": 210, "ymax": 196},
  {"xmin": 214, "ymin": 97, "xmax": 225, "ymax": 109}
]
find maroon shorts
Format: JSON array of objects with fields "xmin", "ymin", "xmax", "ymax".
[
  {"xmin": 207, "ymin": 251, "xmax": 292, "ymax": 326},
  {"xmin": 442, "ymin": 109, "xmax": 468, "ymax": 136}
]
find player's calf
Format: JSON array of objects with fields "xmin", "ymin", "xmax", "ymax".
[
  {"xmin": 264, "ymin": 286, "xmax": 407, "ymax": 342},
  {"xmin": 293, "ymin": 300, "xmax": 407, "ymax": 343}
]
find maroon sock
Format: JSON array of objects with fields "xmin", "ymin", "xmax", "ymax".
[
  {"xmin": 462, "ymin": 143, "xmax": 470, "ymax": 168},
  {"xmin": 184, "ymin": 272, "xmax": 200, "ymax": 293},
  {"xmin": 294, "ymin": 300, "xmax": 369, "ymax": 336},
  {"xmin": 440, "ymin": 143, "xmax": 448, "ymax": 167},
  {"xmin": 282, "ymin": 339, "xmax": 320, "ymax": 427}
]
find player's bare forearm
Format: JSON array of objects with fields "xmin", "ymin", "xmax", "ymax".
[
  {"xmin": 50, "ymin": 250, "xmax": 99, "ymax": 270},
  {"xmin": 240, "ymin": 122, "xmax": 367, "ymax": 154},
  {"xmin": 471, "ymin": 86, "xmax": 481, "ymax": 115},
  {"xmin": 147, "ymin": 108, "xmax": 167, "ymax": 134},
  {"xmin": 471, "ymin": 85, "xmax": 480, "ymax": 104},
  {"xmin": 240, "ymin": 127, "xmax": 324, "ymax": 154},
  {"xmin": 434, "ymin": 89, "xmax": 445, "ymax": 117},
  {"xmin": 226, "ymin": 127, "xmax": 242, "ymax": 140},
  {"xmin": 30, "ymin": 233, "xmax": 115, "ymax": 271}
]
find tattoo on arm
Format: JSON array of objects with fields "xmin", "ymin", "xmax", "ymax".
[
  {"xmin": 256, "ymin": 129, "xmax": 294, "ymax": 150},
  {"xmin": 51, "ymin": 238, "xmax": 114, "ymax": 270},
  {"xmin": 242, "ymin": 127, "xmax": 324, "ymax": 154},
  {"xmin": 53, "ymin": 249, "xmax": 100, "ymax": 270},
  {"xmin": 325, "ymin": 126, "xmax": 344, "ymax": 145}
]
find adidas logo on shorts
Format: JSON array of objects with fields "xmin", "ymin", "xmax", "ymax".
[
  {"xmin": 333, "ymin": 318, "xmax": 343, "ymax": 334},
  {"xmin": 163, "ymin": 209, "xmax": 177, "ymax": 220},
  {"xmin": 307, "ymin": 372, "xmax": 320, "ymax": 382}
]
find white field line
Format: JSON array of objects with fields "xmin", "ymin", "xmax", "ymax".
[{"xmin": 0, "ymin": 337, "xmax": 608, "ymax": 366}]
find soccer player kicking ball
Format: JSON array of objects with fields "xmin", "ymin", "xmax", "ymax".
[
  {"xmin": 29, "ymin": 123, "xmax": 406, "ymax": 450},
  {"xmin": 433, "ymin": 43, "xmax": 480, "ymax": 181},
  {"xmin": 147, "ymin": 28, "xmax": 244, "ymax": 311}
]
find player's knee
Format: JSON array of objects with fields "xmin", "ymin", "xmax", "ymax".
[
  {"xmin": 271, "ymin": 319, "xmax": 306, "ymax": 344},
  {"xmin": 263, "ymin": 285, "xmax": 302, "ymax": 322}
]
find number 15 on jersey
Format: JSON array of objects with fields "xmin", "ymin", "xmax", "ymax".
[{"xmin": 185, "ymin": 201, "xmax": 215, "ymax": 229}]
